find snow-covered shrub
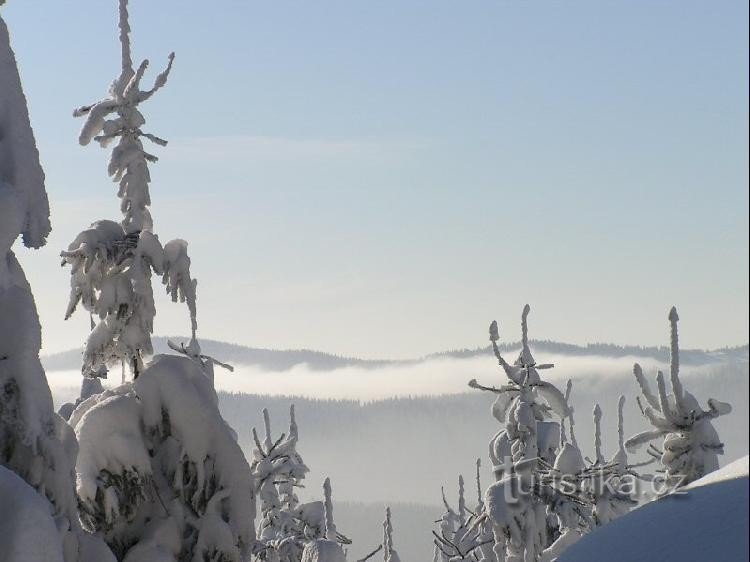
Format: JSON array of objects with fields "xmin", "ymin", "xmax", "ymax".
[
  {"xmin": 69, "ymin": 354, "xmax": 255, "ymax": 561},
  {"xmin": 0, "ymin": 12, "xmax": 114, "ymax": 562},
  {"xmin": 62, "ymin": 0, "xmax": 196, "ymax": 381},
  {"xmin": 432, "ymin": 464, "xmax": 496, "ymax": 562},
  {"xmin": 626, "ymin": 307, "xmax": 732, "ymax": 487}
]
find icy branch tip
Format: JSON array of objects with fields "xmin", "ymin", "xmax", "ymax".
[
  {"xmin": 668, "ymin": 306, "xmax": 679, "ymax": 323},
  {"xmin": 521, "ymin": 304, "xmax": 531, "ymax": 347}
]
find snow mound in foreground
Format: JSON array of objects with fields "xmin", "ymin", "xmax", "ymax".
[
  {"xmin": 559, "ymin": 456, "xmax": 749, "ymax": 562},
  {"xmin": 0, "ymin": 465, "xmax": 63, "ymax": 562}
]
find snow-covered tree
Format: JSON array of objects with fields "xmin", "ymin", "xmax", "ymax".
[
  {"xmin": 300, "ymin": 478, "xmax": 348, "ymax": 562},
  {"xmin": 251, "ymin": 406, "xmax": 311, "ymax": 561},
  {"xmin": 61, "ymin": 2, "xmax": 256, "ymax": 560},
  {"xmin": 0, "ymin": 9, "xmax": 114, "ymax": 562},
  {"xmin": 382, "ymin": 507, "xmax": 401, "ymax": 562},
  {"xmin": 470, "ymin": 305, "xmax": 570, "ymax": 562},
  {"xmin": 250, "ymin": 407, "xmax": 356, "ymax": 561},
  {"xmin": 61, "ymin": 0, "xmax": 196, "ymax": 382},
  {"xmin": 626, "ymin": 307, "xmax": 732, "ymax": 487},
  {"xmin": 468, "ymin": 306, "xmax": 644, "ymax": 561},
  {"xmin": 538, "ymin": 389, "xmax": 643, "ymax": 561},
  {"xmin": 586, "ymin": 397, "xmax": 637, "ymax": 526}
]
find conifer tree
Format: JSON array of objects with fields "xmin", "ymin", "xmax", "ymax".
[
  {"xmin": 62, "ymin": 0, "xmax": 196, "ymax": 382},
  {"xmin": 63, "ymin": 3, "xmax": 255, "ymax": 560},
  {"xmin": 626, "ymin": 307, "xmax": 732, "ymax": 487}
]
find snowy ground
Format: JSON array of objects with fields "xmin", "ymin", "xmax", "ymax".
[{"xmin": 559, "ymin": 456, "xmax": 750, "ymax": 562}]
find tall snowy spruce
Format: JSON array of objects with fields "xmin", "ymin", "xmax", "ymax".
[
  {"xmin": 626, "ymin": 307, "xmax": 732, "ymax": 487},
  {"xmin": 0, "ymin": 8, "xmax": 114, "ymax": 562},
  {"xmin": 63, "ymin": 2, "xmax": 255, "ymax": 560},
  {"xmin": 62, "ymin": 0, "xmax": 192, "ymax": 382}
]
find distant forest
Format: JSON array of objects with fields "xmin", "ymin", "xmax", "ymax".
[{"xmin": 42, "ymin": 336, "xmax": 749, "ymax": 372}]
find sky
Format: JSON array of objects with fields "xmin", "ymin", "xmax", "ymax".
[{"xmin": 4, "ymin": 0, "xmax": 749, "ymax": 359}]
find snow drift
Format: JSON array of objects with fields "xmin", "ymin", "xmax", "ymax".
[{"xmin": 558, "ymin": 456, "xmax": 749, "ymax": 562}]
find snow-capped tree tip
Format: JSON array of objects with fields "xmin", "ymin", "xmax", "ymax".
[
  {"xmin": 489, "ymin": 320, "xmax": 499, "ymax": 342},
  {"xmin": 668, "ymin": 306, "xmax": 679, "ymax": 322}
]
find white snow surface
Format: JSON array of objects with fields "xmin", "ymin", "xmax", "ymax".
[
  {"xmin": 300, "ymin": 539, "xmax": 347, "ymax": 562},
  {"xmin": 0, "ymin": 465, "xmax": 64, "ymax": 562},
  {"xmin": 558, "ymin": 455, "xmax": 750, "ymax": 562}
]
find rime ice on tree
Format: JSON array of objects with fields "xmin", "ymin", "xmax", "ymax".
[
  {"xmin": 469, "ymin": 305, "xmax": 569, "ymax": 562},
  {"xmin": 62, "ymin": 0, "xmax": 197, "ymax": 380},
  {"xmin": 626, "ymin": 307, "xmax": 732, "ymax": 487},
  {"xmin": 63, "ymin": 2, "xmax": 255, "ymax": 560},
  {"xmin": 250, "ymin": 407, "xmax": 356, "ymax": 561}
]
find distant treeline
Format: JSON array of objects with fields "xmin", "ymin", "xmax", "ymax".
[{"xmin": 42, "ymin": 336, "xmax": 749, "ymax": 372}]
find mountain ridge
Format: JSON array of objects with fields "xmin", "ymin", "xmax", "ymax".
[{"xmin": 41, "ymin": 337, "xmax": 749, "ymax": 372}]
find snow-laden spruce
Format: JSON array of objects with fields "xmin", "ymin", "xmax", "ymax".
[
  {"xmin": 626, "ymin": 307, "xmax": 732, "ymax": 487},
  {"xmin": 0, "ymin": 10, "xmax": 114, "ymax": 562},
  {"xmin": 62, "ymin": 2, "xmax": 255, "ymax": 560},
  {"xmin": 61, "ymin": 0, "xmax": 196, "ymax": 381}
]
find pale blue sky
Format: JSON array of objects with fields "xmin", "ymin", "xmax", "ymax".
[{"xmin": 5, "ymin": 0, "xmax": 749, "ymax": 358}]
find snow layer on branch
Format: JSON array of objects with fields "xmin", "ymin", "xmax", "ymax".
[
  {"xmin": 134, "ymin": 354, "xmax": 254, "ymax": 542},
  {"xmin": 70, "ymin": 354, "xmax": 254, "ymax": 560},
  {"xmin": 73, "ymin": 389, "xmax": 150, "ymax": 505},
  {"xmin": 0, "ymin": 16, "xmax": 51, "ymax": 250}
]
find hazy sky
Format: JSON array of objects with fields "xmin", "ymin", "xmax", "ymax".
[{"xmin": 5, "ymin": 0, "xmax": 749, "ymax": 358}]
